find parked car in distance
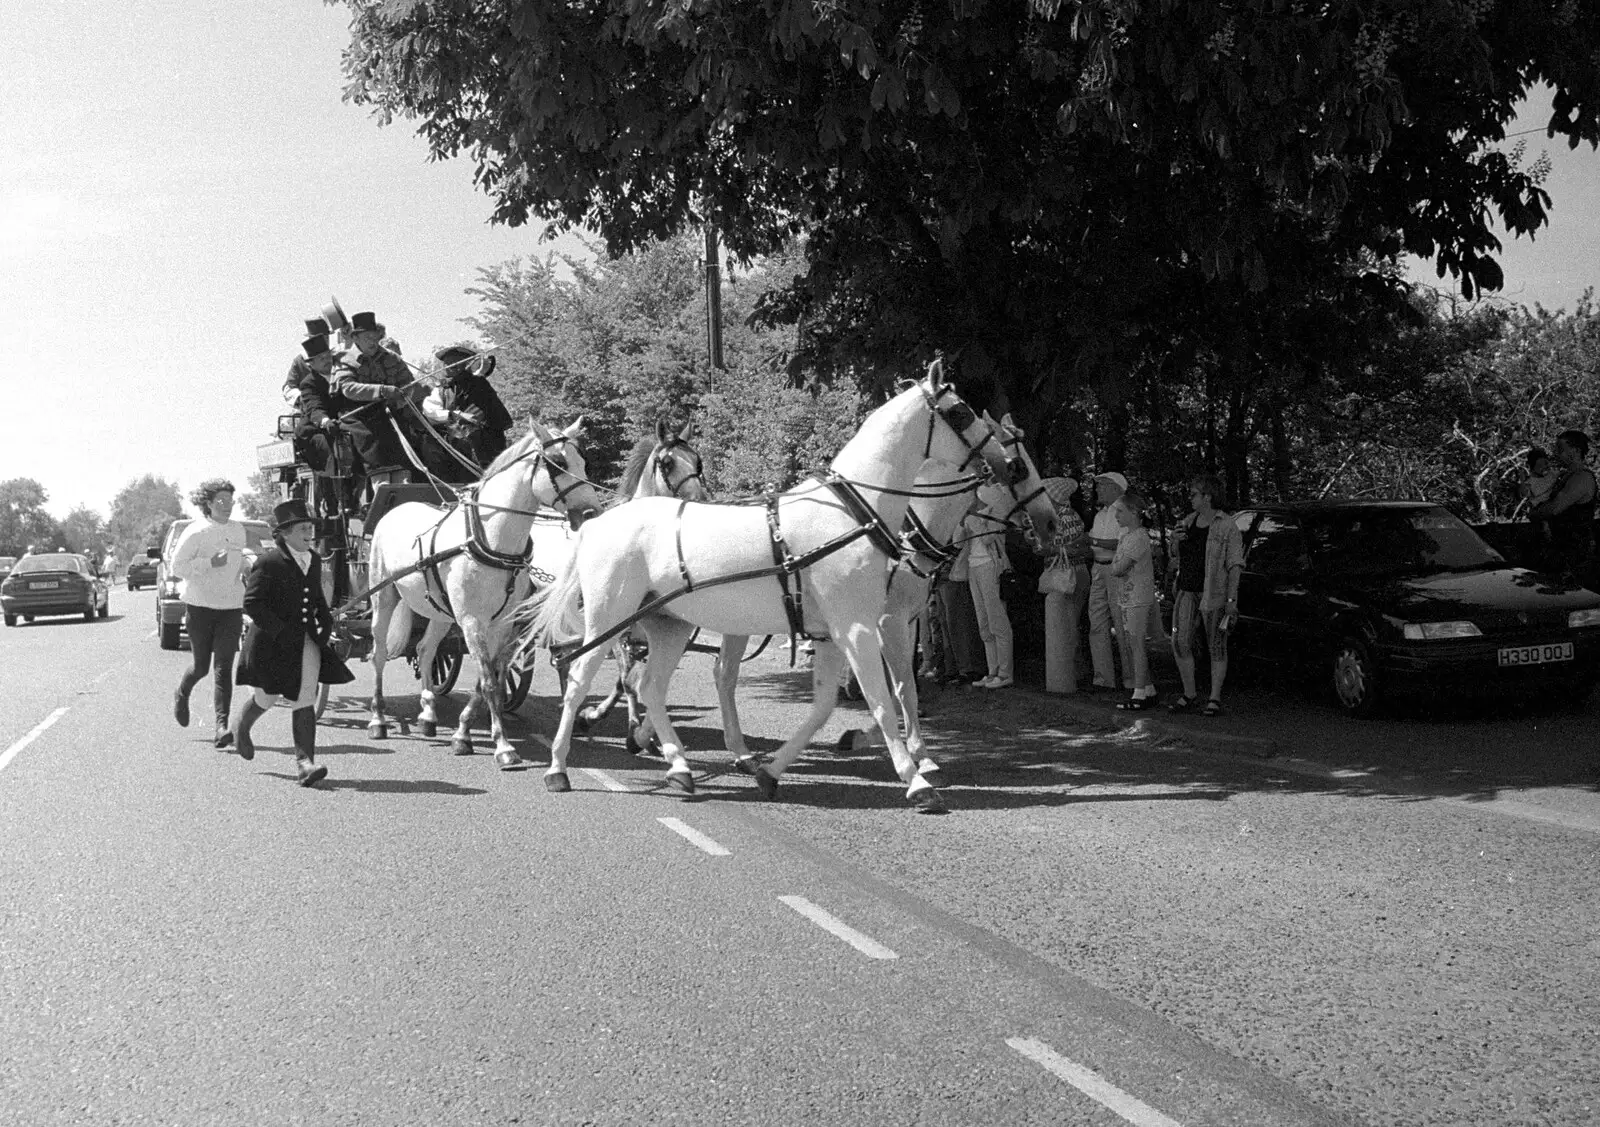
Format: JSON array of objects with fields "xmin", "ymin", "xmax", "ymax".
[
  {"xmin": 0, "ymin": 556, "xmax": 15, "ymax": 581},
  {"xmin": 155, "ymin": 518, "xmax": 273, "ymax": 649},
  {"xmin": 126, "ymin": 550, "xmax": 159, "ymax": 590},
  {"xmin": 1, "ymin": 552, "xmax": 110, "ymax": 626},
  {"xmin": 1229, "ymin": 500, "xmax": 1600, "ymax": 716}
]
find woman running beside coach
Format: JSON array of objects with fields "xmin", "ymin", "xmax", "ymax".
[{"xmin": 170, "ymin": 478, "xmax": 252, "ymax": 747}]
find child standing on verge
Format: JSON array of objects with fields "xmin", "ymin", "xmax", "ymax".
[
  {"xmin": 231, "ymin": 501, "xmax": 355, "ymax": 786},
  {"xmin": 1112, "ymin": 488, "xmax": 1159, "ymax": 709}
]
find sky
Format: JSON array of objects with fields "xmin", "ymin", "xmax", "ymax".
[{"xmin": 1, "ymin": 3, "xmax": 1596, "ymax": 520}]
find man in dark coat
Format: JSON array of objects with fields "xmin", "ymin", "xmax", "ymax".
[
  {"xmin": 293, "ymin": 332, "xmax": 362, "ymax": 515},
  {"xmin": 331, "ymin": 310, "xmax": 423, "ymax": 491},
  {"xmin": 231, "ymin": 500, "xmax": 355, "ymax": 786},
  {"xmin": 420, "ymin": 345, "xmax": 515, "ymax": 482}
]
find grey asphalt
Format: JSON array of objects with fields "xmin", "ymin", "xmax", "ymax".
[{"xmin": 3, "ymin": 589, "xmax": 1595, "ymax": 1125}]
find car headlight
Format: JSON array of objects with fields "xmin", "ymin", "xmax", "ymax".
[
  {"xmin": 1401, "ymin": 621, "xmax": 1483, "ymax": 640},
  {"xmin": 1568, "ymin": 609, "xmax": 1600, "ymax": 629}
]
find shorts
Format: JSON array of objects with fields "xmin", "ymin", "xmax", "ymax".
[{"xmin": 1171, "ymin": 589, "xmax": 1228, "ymax": 664}]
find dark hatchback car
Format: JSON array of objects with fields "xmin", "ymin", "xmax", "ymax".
[
  {"xmin": 1, "ymin": 553, "xmax": 111, "ymax": 626},
  {"xmin": 126, "ymin": 551, "xmax": 159, "ymax": 590},
  {"xmin": 1230, "ymin": 501, "xmax": 1600, "ymax": 715}
]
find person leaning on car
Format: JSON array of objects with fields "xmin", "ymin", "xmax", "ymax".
[{"xmin": 1531, "ymin": 429, "xmax": 1597, "ymax": 587}]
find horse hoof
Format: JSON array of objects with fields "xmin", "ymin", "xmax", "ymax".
[
  {"xmin": 544, "ymin": 771, "xmax": 571, "ymax": 793},
  {"xmin": 733, "ymin": 756, "xmax": 761, "ymax": 777},
  {"xmin": 420, "ymin": 720, "xmax": 437, "ymax": 738},
  {"xmin": 495, "ymin": 751, "xmax": 527, "ymax": 772},
  {"xmin": 753, "ymin": 767, "xmax": 779, "ymax": 801},
  {"xmin": 574, "ymin": 713, "xmax": 592, "ymax": 735},
  {"xmin": 836, "ymin": 730, "xmax": 856, "ymax": 752},
  {"xmin": 665, "ymin": 770, "xmax": 695, "ymax": 795},
  {"xmin": 368, "ymin": 723, "xmax": 389, "ymax": 740},
  {"xmin": 911, "ymin": 787, "xmax": 948, "ymax": 815},
  {"xmin": 450, "ymin": 738, "xmax": 474, "ymax": 756}
]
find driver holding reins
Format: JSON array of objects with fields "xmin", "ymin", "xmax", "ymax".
[{"xmin": 330, "ymin": 310, "xmax": 427, "ymax": 496}]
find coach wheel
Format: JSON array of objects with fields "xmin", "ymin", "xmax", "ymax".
[
  {"xmin": 503, "ymin": 666, "xmax": 533, "ymax": 712},
  {"xmin": 431, "ymin": 647, "xmax": 464, "ymax": 696}
]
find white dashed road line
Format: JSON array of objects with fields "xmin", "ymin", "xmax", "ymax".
[
  {"xmin": 1007, "ymin": 1038, "xmax": 1184, "ymax": 1127},
  {"xmin": 778, "ymin": 895, "xmax": 898, "ymax": 960},
  {"xmin": 580, "ymin": 767, "xmax": 630, "ymax": 793},
  {"xmin": 657, "ymin": 817, "xmax": 730, "ymax": 856},
  {"xmin": 0, "ymin": 708, "xmax": 69, "ymax": 777}
]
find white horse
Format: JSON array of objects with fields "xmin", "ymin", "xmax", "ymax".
[
  {"xmin": 365, "ymin": 418, "xmax": 604, "ymax": 769},
  {"xmin": 837, "ymin": 412, "xmax": 1054, "ymax": 779},
  {"xmin": 529, "ymin": 362, "xmax": 1057, "ymax": 810}
]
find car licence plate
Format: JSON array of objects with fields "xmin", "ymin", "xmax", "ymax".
[
  {"xmin": 1497, "ymin": 642, "xmax": 1574, "ymax": 667},
  {"xmin": 29, "ymin": 581, "xmax": 59, "ymax": 590}
]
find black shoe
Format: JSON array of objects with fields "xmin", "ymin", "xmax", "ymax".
[
  {"xmin": 173, "ymin": 689, "xmax": 190, "ymax": 728},
  {"xmin": 297, "ymin": 759, "xmax": 327, "ymax": 787},
  {"xmin": 213, "ymin": 724, "xmax": 234, "ymax": 749}
]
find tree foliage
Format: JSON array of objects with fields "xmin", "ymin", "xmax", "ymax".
[
  {"xmin": 335, "ymin": 0, "xmax": 1599, "ymax": 423},
  {"xmin": 237, "ymin": 468, "xmax": 280, "ymax": 522},
  {"xmin": 0, "ymin": 479, "xmax": 60, "ymax": 557},
  {"xmin": 466, "ymin": 231, "xmax": 864, "ymax": 492},
  {"xmin": 107, "ymin": 475, "xmax": 184, "ymax": 562}
]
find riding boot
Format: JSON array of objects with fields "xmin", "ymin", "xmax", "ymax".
[
  {"xmin": 173, "ymin": 669, "xmax": 197, "ymax": 728},
  {"xmin": 291, "ymin": 707, "xmax": 327, "ymax": 787},
  {"xmin": 232, "ymin": 698, "xmax": 268, "ymax": 762},
  {"xmin": 212, "ymin": 670, "xmax": 235, "ymax": 749}
]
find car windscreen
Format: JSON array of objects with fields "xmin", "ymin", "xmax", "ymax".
[
  {"xmin": 1305, "ymin": 508, "xmax": 1505, "ymax": 576},
  {"xmin": 12, "ymin": 554, "xmax": 86, "ymax": 575}
]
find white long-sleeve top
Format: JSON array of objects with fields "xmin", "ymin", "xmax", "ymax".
[{"xmin": 170, "ymin": 517, "xmax": 249, "ymax": 609}]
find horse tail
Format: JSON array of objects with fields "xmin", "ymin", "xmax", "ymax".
[
  {"xmin": 525, "ymin": 534, "xmax": 586, "ymax": 649},
  {"xmin": 385, "ymin": 597, "xmax": 414, "ymax": 658}
]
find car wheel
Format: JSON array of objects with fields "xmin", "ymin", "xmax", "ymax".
[
  {"xmin": 1331, "ymin": 636, "xmax": 1381, "ymax": 717},
  {"xmin": 159, "ymin": 621, "xmax": 182, "ymax": 650},
  {"xmin": 98, "ymin": 598, "xmax": 110, "ymax": 619},
  {"xmin": 3, "ymin": 613, "xmax": 14, "ymax": 627},
  {"xmin": 84, "ymin": 603, "xmax": 96, "ymax": 622}
]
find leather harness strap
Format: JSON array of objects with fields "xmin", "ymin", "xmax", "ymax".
[
  {"xmin": 766, "ymin": 492, "xmax": 809, "ymax": 657},
  {"xmin": 675, "ymin": 500, "xmax": 695, "ymax": 592}
]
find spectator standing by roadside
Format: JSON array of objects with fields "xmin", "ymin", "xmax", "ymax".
[
  {"xmin": 1086, "ymin": 471, "xmax": 1129, "ymax": 690},
  {"xmin": 934, "ymin": 489, "xmax": 985, "ymax": 684},
  {"xmin": 963, "ymin": 483, "xmax": 1016, "ymax": 689},
  {"xmin": 1167, "ymin": 473, "xmax": 1245, "ymax": 716},
  {"xmin": 1112, "ymin": 489, "xmax": 1158, "ymax": 708},
  {"xmin": 170, "ymin": 479, "xmax": 252, "ymax": 748},
  {"xmin": 1038, "ymin": 477, "xmax": 1092, "ymax": 692},
  {"xmin": 1533, "ymin": 429, "xmax": 1597, "ymax": 586}
]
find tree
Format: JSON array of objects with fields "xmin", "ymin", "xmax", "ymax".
[
  {"xmin": 237, "ymin": 468, "xmax": 281, "ymax": 522},
  {"xmin": 335, "ymin": 0, "xmax": 1598, "ymax": 426},
  {"xmin": 58, "ymin": 506, "xmax": 108, "ymax": 557},
  {"xmin": 107, "ymin": 475, "xmax": 184, "ymax": 562},
  {"xmin": 0, "ymin": 478, "xmax": 60, "ymax": 556}
]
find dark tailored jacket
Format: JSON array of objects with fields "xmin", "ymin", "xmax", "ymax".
[
  {"xmin": 237, "ymin": 545, "xmax": 354, "ymax": 700},
  {"xmin": 449, "ymin": 377, "xmax": 515, "ymax": 465},
  {"xmin": 329, "ymin": 347, "xmax": 418, "ymax": 473}
]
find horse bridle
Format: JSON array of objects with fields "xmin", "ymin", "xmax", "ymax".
[
  {"xmin": 990, "ymin": 425, "xmax": 1048, "ymax": 529},
  {"xmin": 919, "ymin": 383, "xmax": 1009, "ymax": 479},
  {"xmin": 655, "ymin": 438, "xmax": 705, "ymax": 498}
]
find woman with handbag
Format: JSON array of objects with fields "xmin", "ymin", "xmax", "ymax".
[
  {"xmin": 963, "ymin": 484, "xmax": 1017, "ymax": 689},
  {"xmin": 1038, "ymin": 477, "xmax": 1092, "ymax": 692}
]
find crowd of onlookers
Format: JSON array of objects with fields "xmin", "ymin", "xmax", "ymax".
[{"xmin": 919, "ymin": 468, "xmax": 1245, "ymax": 715}]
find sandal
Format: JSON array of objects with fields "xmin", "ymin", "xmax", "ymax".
[
  {"xmin": 1116, "ymin": 696, "xmax": 1151, "ymax": 711},
  {"xmin": 1167, "ymin": 695, "xmax": 1197, "ymax": 713},
  {"xmin": 1201, "ymin": 699, "xmax": 1224, "ymax": 717}
]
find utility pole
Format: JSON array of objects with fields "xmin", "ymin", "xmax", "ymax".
[{"xmin": 705, "ymin": 225, "xmax": 726, "ymax": 371}]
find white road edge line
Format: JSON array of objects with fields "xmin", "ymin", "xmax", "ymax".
[
  {"xmin": 0, "ymin": 708, "xmax": 70, "ymax": 777},
  {"xmin": 1006, "ymin": 1037, "xmax": 1183, "ymax": 1127},
  {"xmin": 580, "ymin": 767, "xmax": 630, "ymax": 793},
  {"xmin": 778, "ymin": 895, "xmax": 898, "ymax": 960},
  {"xmin": 657, "ymin": 817, "xmax": 731, "ymax": 856}
]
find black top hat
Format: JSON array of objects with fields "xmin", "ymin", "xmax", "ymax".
[
  {"xmin": 302, "ymin": 334, "xmax": 332, "ymax": 359},
  {"xmin": 271, "ymin": 499, "xmax": 315, "ymax": 532},
  {"xmin": 321, "ymin": 298, "xmax": 350, "ymax": 333},
  {"xmin": 304, "ymin": 317, "xmax": 330, "ymax": 337},
  {"xmin": 350, "ymin": 311, "xmax": 384, "ymax": 335}
]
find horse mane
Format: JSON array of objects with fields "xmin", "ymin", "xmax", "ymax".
[
  {"xmin": 614, "ymin": 434, "xmax": 657, "ymax": 502},
  {"xmin": 479, "ymin": 425, "xmax": 541, "ymax": 480}
]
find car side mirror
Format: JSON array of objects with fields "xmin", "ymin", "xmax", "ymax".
[{"xmin": 146, "ymin": 547, "xmax": 162, "ymax": 559}]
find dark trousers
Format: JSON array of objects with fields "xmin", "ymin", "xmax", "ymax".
[
  {"xmin": 935, "ymin": 579, "xmax": 984, "ymax": 678},
  {"xmin": 178, "ymin": 605, "xmax": 244, "ymax": 726}
]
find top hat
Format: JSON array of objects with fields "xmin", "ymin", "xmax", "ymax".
[
  {"xmin": 320, "ymin": 298, "xmax": 350, "ymax": 333},
  {"xmin": 304, "ymin": 317, "xmax": 330, "ymax": 337},
  {"xmin": 302, "ymin": 334, "xmax": 332, "ymax": 359},
  {"xmin": 271, "ymin": 499, "xmax": 315, "ymax": 532},
  {"xmin": 350, "ymin": 311, "xmax": 384, "ymax": 335}
]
